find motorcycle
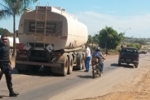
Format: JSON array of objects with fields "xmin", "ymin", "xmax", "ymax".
[{"xmin": 91, "ymin": 58, "xmax": 101, "ymax": 78}]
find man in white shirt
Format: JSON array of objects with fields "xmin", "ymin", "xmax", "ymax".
[{"xmin": 84, "ymin": 44, "xmax": 91, "ymax": 72}]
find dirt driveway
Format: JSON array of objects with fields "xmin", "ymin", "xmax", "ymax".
[{"xmin": 76, "ymin": 56, "xmax": 150, "ymax": 100}]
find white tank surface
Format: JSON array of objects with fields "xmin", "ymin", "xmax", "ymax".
[
  {"xmin": 8, "ymin": 37, "xmax": 19, "ymax": 48},
  {"xmin": 18, "ymin": 6, "xmax": 88, "ymax": 50}
]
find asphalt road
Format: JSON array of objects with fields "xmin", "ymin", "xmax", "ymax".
[{"xmin": 0, "ymin": 54, "xmax": 148, "ymax": 100}]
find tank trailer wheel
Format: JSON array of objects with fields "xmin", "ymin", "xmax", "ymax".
[
  {"xmin": 68, "ymin": 56, "xmax": 73, "ymax": 74},
  {"xmin": 61, "ymin": 56, "xmax": 69, "ymax": 76},
  {"xmin": 77, "ymin": 53, "xmax": 84, "ymax": 70},
  {"xmin": 51, "ymin": 55, "xmax": 69, "ymax": 76},
  {"xmin": 92, "ymin": 67, "xmax": 96, "ymax": 79}
]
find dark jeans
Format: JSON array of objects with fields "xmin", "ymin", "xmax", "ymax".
[
  {"xmin": 0, "ymin": 63, "xmax": 13, "ymax": 91},
  {"xmin": 84, "ymin": 57, "xmax": 91, "ymax": 71},
  {"xmin": 99, "ymin": 62, "xmax": 104, "ymax": 72}
]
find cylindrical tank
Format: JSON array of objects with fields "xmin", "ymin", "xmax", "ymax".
[{"xmin": 18, "ymin": 6, "xmax": 88, "ymax": 50}]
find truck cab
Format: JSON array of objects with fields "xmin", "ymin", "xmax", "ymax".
[{"xmin": 15, "ymin": 6, "xmax": 88, "ymax": 76}]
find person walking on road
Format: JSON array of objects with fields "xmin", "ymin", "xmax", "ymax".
[
  {"xmin": 0, "ymin": 35, "xmax": 19, "ymax": 97},
  {"xmin": 84, "ymin": 44, "xmax": 91, "ymax": 72}
]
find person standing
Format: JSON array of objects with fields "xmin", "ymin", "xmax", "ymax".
[
  {"xmin": 84, "ymin": 44, "xmax": 91, "ymax": 72},
  {"xmin": 0, "ymin": 35, "xmax": 19, "ymax": 97}
]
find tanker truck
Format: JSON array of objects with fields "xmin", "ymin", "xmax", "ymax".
[{"xmin": 15, "ymin": 6, "xmax": 88, "ymax": 76}]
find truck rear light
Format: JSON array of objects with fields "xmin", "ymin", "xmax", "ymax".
[
  {"xmin": 16, "ymin": 43, "xmax": 24, "ymax": 51},
  {"xmin": 16, "ymin": 43, "xmax": 31, "ymax": 51}
]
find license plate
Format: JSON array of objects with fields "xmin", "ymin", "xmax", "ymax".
[{"xmin": 126, "ymin": 59, "xmax": 131, "ymax": 61}]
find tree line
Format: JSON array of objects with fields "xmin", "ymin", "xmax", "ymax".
[
  {"xmin": 87, "ymin": 26, "xmax": 146, "ymax": 54},
  {"xmin": 0, "ymin": 28, "xmax": 13, "ymax": 36}
]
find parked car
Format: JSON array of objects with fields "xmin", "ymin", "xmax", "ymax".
[{"xmin": 118, "ymin": 47, "xmax": 139, "ymax": 68}]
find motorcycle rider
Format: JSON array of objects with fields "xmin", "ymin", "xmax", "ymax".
[{"xmin": 92, "ymin": 47, "xmax": 105, "ymax": 73}]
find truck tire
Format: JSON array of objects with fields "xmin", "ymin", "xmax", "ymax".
[
  {"xmin": 51, "ymin": 55, "xmax": 69, "ymax": 76},
  {"xmin": 76, "ymin": 53, "xmax": 84, "ymax": 70},
  {"xmin": 82, "ymin": 53, "xmax": 85, "ymax": 69},
  {"xmin": 60, "ymin": 56, "xmax": 69, "ymax": 76},
  {"xmin": 92, "ymin": 70, "xmax": 96, "ymax": 78},
  {"xmin": 68, "ymin": 56, "xmax": 73, "ymax": 74}
]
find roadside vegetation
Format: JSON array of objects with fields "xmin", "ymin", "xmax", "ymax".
[
  {"xmin": 0, "ymin": 0, "xmax": 38, "ymax": 56},
  {"xmin": 87, "ymin": 26, "xmax": 149, "ymax": 55}
]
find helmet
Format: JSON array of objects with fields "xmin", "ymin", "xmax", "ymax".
[{"xmin": 96, "ymin": 47, "xmax": 101, "ymax": 51}]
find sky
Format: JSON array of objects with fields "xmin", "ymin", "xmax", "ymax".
[{"xmin": 0, "ymin": 0, "xmax": 150, "ymax": 38}]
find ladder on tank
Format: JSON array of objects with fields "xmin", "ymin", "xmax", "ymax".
[{"xmin": 34, "ymin": 3, "xmax": 49, "ymax": 48}]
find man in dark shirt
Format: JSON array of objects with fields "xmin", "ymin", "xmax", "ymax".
[{"xmin": 0, "ymin": 35, "xmax": 19, "ymax": 97}]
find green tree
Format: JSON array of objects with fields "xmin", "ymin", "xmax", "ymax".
[
  {"xmin": 92, "ymin": 34, "xmax": 99, "ymax": 44},
  {"xmin": 87, "ymin": 34, "xmax": 99, "ymax": 49},
  {"xmin": 99, "ymin": 26, "xmax": 124, "ymax": 54},
  {"xmin": 0, "ymin": 0, "xmax": 38, "ymax": 56},
  {"xmin": 0, "ymin": 27, "xmax": 12, "ymax": 35},
  {"xmin": 87, "ymin": 35, "xmax": 93, "ymax": 44}
]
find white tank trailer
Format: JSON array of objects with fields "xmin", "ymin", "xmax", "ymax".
[{"xmin": 15, "ymin": 6, "xmax": 88, "ymax": 76}]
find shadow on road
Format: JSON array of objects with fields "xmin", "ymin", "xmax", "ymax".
[
  {"xmin": 111, "ymin": 63, "xmax": 134, "ymax": 68},
  {"xmin": 12, "ymin": 66, "xmax": 84, "ymax": 77},
  {"xmin": 12, "ymin": 68, "xmax": 75, "ymax": 77},
  {"xmin": 0, "ymin": 95, "xmax": 9, "ymax": 99},
  {"xmin": 77, "ymin": 75, "xmax": 93, "ymax": 79},
  {"xmin": 11, "ymin": 68, "xmax": 55, "ymax": 77}
]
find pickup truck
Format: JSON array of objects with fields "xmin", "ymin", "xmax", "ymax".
[{"xmin": 118, "ymin": 47, "xmax": 139, "ymax": 68}]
